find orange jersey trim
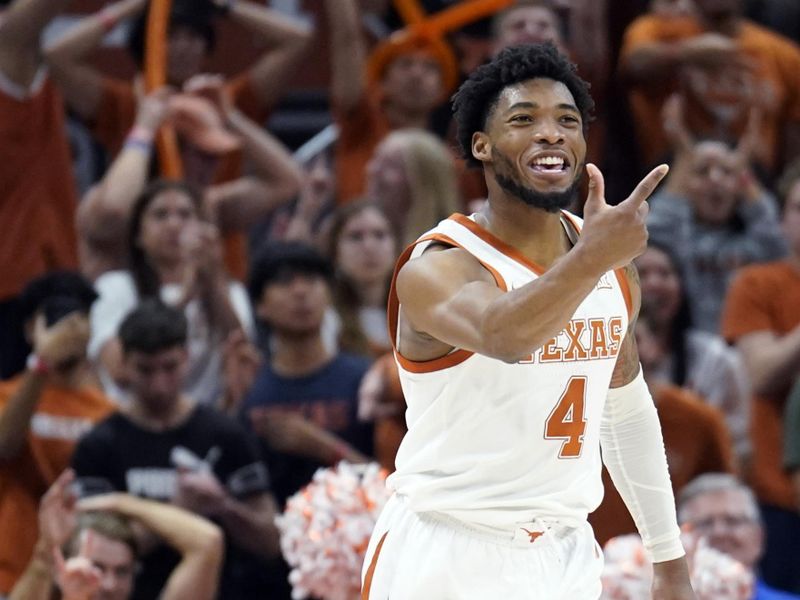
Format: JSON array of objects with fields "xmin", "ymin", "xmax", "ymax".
[
  {"xmin": 449, "ymin": 213, "xmax": 547, "ymax": 274},
  {"xmin": 362, "ymin": 531, "xmax": 388, "ymax": 600},
  {"xmin": 387, "ymin": 231, "xmax": 507, "ymax": 374},
  {"xmin": 453, "ymin": 211, "xmax": 633, "ymax": 321},
  {"xmin": 613, "ymin": 268, "xmax": 634, "ymax": 321}
]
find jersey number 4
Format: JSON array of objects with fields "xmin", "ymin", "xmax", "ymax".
[{"xmin": 544, "ymin": 376, "xmax": 587, "ymax": 458}]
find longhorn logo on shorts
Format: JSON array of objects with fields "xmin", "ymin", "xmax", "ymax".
[{"xmin": 520, "ymin": 528, "xmax": 544, "ymax": 543}]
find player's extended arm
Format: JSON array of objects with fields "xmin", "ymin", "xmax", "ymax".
[
  {"xmin": 397, "ymin": 164, "xmax": 667, "ymax": 363},
  {"xmin": 78, "ymin": 494, "xmax": 224, "ymax": 600},
  {"xmin": 601, "ymin": 266, "xmax": 694, "ymax": 598},
  {"xmin": 43, "ymin": 0, "xmax": 146, "ymax": 121}
]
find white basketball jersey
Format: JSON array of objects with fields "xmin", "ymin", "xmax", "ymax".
[{"xmin": 386, "ymin": 213, "xmax": 632, "ymax": 530}]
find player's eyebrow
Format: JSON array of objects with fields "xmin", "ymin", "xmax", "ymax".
[{"xmin": 504, "ymin": 101, "xmax": 580, "ymax": 116}]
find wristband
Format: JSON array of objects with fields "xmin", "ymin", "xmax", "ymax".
[
  {"xmin": 97, "ymin": 7, "xmax": 118, "ymax": 33},
  {"xmin": 26, "ymin": 354, "xmax": 50, "ymax": 376},
  {"xmin": 128, "ymin": 125, "xmax": 155, "ymax": 143},
  {"xmin": 124, "ymin": 126, "xmax": 154, "ymax": 153}
]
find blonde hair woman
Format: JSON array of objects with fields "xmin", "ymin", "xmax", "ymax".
[{"xmin": 365, "ymin": 128, "xmax": 460, "ymax": 247}]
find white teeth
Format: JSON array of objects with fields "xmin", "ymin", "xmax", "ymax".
[{"xmin": 533, "ymin": 156, "xmax": 565, "ymax": 166}]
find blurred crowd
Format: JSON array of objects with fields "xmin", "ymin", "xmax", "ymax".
[{"xmin": 1, "ymin": 0, "xmax": 800, "ymax": 598}]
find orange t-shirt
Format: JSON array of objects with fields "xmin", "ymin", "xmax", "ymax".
[
  {"xmin": 0, "ymin": 75, "xmax": 79, "ymax": 300},
  {"xmin": 620, "ymin": 16, "xmax": 800, "ymax": 173},
  {"xmin": 89, "ymin": 74, "xmax": 268, "ymax": 281},
  {"xmin": 334, "ymin": 90, "xmax": 393, "ymax": 205},
  {"xmin": 589, "ymin": 382, "xmax": 736, "ymax": 546},
  {"xmin": 721, "ymin": 261, "xmax": 800, "ymax": 510},
  {"xmin": 0, "ymin": 377, "xmax": 113, "ymax": 593}
]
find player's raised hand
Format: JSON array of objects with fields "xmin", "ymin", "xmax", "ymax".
[{"xmin": 579, "ymin": 163, "xmax": 668, "ymax": 272}]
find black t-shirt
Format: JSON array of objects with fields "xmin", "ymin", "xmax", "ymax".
[
  {"xmin": 241, "ymin": 353, "xmax": 373, "ymax": 506},
  {"xmin": 71, "ymin": 405, "xmax": 283, "ymax": 599}
]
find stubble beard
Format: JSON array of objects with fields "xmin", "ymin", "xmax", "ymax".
[{"xmin": 492, "ymin": 149, "xmax": 582, "ymax": 213}]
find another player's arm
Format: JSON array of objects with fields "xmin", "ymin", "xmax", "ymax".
[{"xmin": 603, "ymin": 264, "xmax": 695, "ymax": 599}]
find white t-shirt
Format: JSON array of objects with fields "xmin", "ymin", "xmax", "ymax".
[{"xmin": 88, "ymin": 270, "xmax": 255, "ymax": 407}]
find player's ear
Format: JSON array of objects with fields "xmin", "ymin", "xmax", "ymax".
[{"xmin": 472, "ymin": 131, "xmax": 491, "ymax": 164}]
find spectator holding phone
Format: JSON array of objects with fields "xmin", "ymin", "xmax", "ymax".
[{"xmin": 0, "ymin": 272, "xmax": 114, "ymax": 597}]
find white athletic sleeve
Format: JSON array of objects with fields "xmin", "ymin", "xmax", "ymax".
[{"xmin": 600, "ymin": 369, "xmax": 685, "ymax": 563}]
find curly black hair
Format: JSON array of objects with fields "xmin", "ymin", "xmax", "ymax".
[{"xmin": 452, "ymin": 43, "xmax": 594, "ymax": 168}]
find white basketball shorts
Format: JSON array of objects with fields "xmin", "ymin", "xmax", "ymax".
[{"xmin": 361, "ymin": 494, "xmax": 604, "ymax": 600}]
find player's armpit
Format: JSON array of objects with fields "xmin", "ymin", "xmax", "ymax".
[
  {"xmin": 610, "ymin": 262, "xmax": 642, "ymax": 389},
  {"xmin": 396, "ymin": 247, "xmax": 504, "ymax": 359}
]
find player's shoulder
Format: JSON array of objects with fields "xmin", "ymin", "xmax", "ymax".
[{"xmin": 397, "ymin": 243, "xmax": 494, "ymax": 298}]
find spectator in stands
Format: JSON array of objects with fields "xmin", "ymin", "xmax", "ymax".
[
  {"xmin": 491, "ymin": 0, "xmax": 568, "ymax": 54},
  {"xmin": 677, "ymin": 473, "xmax": 800, "ymax": 599},
  {"xmin": 635, "ymin": 241, "xmax": 751, "ymax": 462},
  {"xmin": 243, "ymin": 242, "xmax": 373, "ymax": 505},
  {"xmin": 590, "ymin": 311, "xmax": 735, "ymax": 546},
  {"xmin": 327, "ymin": 201, "xmax": 397, "ymax": 358},
  {"xmin": 0, "ymin": 272, "xmax": 113, "ymax": 597},
  {"xmin": 0, "ymin": 0, "xmax": 80, "ymax": 379},
  {"xmin": 44, "ymin": 0, "xmax": 310, "ymax": 159},
  {"xmin": 491, "ymin": 0, "xmax": 608, "ymax": 86},
  {"xmin": 365, "ymin": 128, "xmax": 460, "ymax": 247},
  {"xmin": 10, "ymin": 470, "xmax": 224, "ymax": 600},
  {"xmin": 271, "ymin": 153, "xmax": 336, "ymax": 247},
  {"xmin": 76, "ymin": 81, "xmax": 302, "ymax": 283},
  {"xmin": 619, "ymin": 0, "xmax": 800, "ymax": 176},
  {"xmin": 324, "ymin": 0, "xmax": 455, "ymax": 204},
  {"xmin": 72, "ymin": 300, "xmax": 280, "ymax": 600},
  {"xmin": 647, "ymin": 137, "xmax": 786, "ymax": 332},
  {"xmin": 722, "ymin": 158, "xmax": 800, "ymax": 594},
  {"xmin": 46, "ymin": 0, "xmax": 308, "ymax": 282},
  {"xmin": 89, "ymin": 180, "xmax": 255, "ymax": 408}
]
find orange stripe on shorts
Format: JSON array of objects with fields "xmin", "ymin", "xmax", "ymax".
[{"xmin": 362, "ymin": 531, "xmax": 389, "ymax": 600}]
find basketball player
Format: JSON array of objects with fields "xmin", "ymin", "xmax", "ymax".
[{"xmin": 361, "ymin": 44, "xmax": 694, "ymax": 599}]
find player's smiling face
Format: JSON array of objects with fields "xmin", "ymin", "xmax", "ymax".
[{"xmin": 482, "ymin": 78, "xmax": 587, "ymax": 210}]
